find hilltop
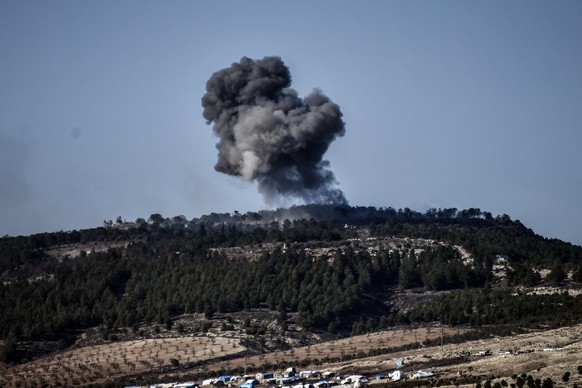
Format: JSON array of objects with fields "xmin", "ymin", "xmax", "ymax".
[{"xmin": 1, "ymin": 205, "xmax": 582, "ymax": 386}]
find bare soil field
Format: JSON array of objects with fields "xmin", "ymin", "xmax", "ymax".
[
  {"xmin": 45, "ymin": 241, "xmax": 129, "ymax": 260},
  {"xmin": 0, "ymin": 336, "xmax": 243, "ymax": 387},
  {"xmin": 203, "ymin": 326, "xmax": 467, "ymax": 373}
]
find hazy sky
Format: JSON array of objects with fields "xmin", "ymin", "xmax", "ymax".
[{"xmin": 1, "ymin": 1, "xmax": 581, "ymax": 246}]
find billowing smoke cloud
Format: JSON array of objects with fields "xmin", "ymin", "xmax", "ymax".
[{"xmin": 202, "ymin": 56, "xmax": 347, "ymax": 205}]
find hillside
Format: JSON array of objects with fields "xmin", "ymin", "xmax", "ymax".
[{"xmin": 1, "ymin": 205, "xmax": 582, "ymax": 386}]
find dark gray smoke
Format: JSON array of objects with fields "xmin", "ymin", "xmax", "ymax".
[{"xmin": 202, "ymin": 56, "xmax": 347, "ymax": 205}]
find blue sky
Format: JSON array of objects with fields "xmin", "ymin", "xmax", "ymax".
[{"xmin": 1, "ymin": 1, "xmax": 581, "ymax": 246}]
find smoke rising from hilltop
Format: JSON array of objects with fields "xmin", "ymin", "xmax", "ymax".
[{"xmin": 201, "ymin": 56, "xmax": 347, "ymax": 205}]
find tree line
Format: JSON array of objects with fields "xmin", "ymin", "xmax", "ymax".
[{"xmin": 2, "ymin": 205, "xmax": 582, "ymax": 344}]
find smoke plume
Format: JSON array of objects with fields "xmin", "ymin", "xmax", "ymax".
[{"xmin": 202, "ymin": 56, "xmax": 347, "ymax": 205}]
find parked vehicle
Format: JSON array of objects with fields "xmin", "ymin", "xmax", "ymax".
[
  {"xmin": 283, "ymin": 367, "xmax": 297, "ymax": 378},
  {"xmin": 240, "ymin": 379, "xmax": 259, "ymax": 388},
  {"xmin": 314, "ymin": 380, "xmax": 336, "ymax": 388},
  {"xmin": 340, "ymin": 375, "xmax": 367, "ymax": 385}
]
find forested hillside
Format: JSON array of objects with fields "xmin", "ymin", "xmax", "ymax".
[{"xmin": 2, "ymin": 205, "xmax": 582, "ymax": 360}]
